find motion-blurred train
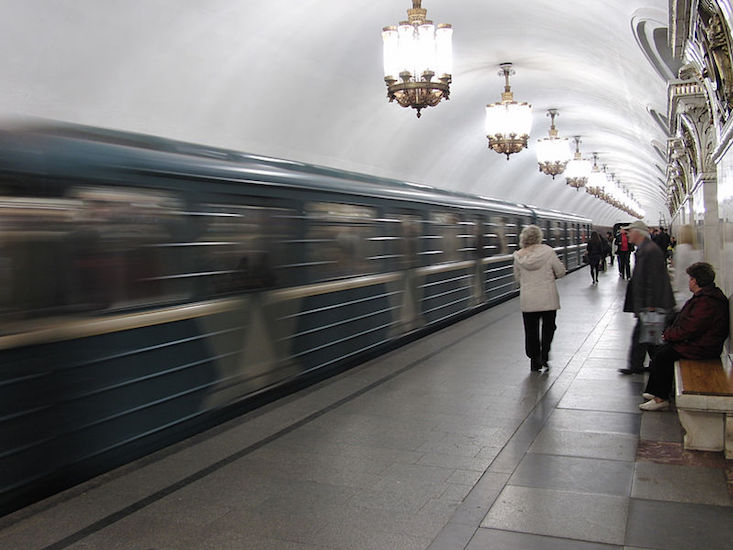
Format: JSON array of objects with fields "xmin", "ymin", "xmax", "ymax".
[{"xmin": 0, "ymin": 122, "xmax": 592, "ymax": 514}]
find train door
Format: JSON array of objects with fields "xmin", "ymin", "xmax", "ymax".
[
  {"xmin": 470, "ymin": 213, "xmax": 487, "ymax": 305},
  {"xmin": 393, "ymin": 210, "xmax": 423, "ymax": 332}
]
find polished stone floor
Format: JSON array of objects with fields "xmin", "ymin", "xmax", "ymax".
[{"xmin": 1, "ymin": 267, "xmax": 732, "ymax": 549}]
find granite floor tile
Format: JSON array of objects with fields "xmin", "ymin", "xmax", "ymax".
[
  {"xmin": 638, "ymin": 411, "xmax": 683, "ymax": 443},
  {"xmin": 416, "ymin": 451, "xmax": 493, "ymax": 471},
  {"xmin": 64, "ymin": 514, "xmax": 211, "ymax": 550},
  {"xmin": 625, "ymin": 498, "xmax": 733, "ymax": 550},
  {"xmin": 466, "ymin": 528, "xmax": 622, "ymax": 549},
  {"xmin": 558, "ymin": 393, "xmax": 644, "ymax": 414},
  {"xmin": 447, "ymin": 468, "xmax": 485, "ymax": 486},
  {"xmin": 576, "ymin": 367, "xmax": 635, "ymax": 380},
  {"xmin": 481, "ymin": 485, "xmax": 629, "ymax": 545},
  {"xmin": 565, "ymin": 378, "xmax": 644, "ymax": 397},
  {"xmin": 448, "ymin": 472, "xmax": 511, "ymax": 527},
  {"xmin": 426, "ymin": 522, "xmax": 477, "ymax": 550},
  {"xmin": 529, "ymin": 428, "xmax": 638, "ymax": 461},
  {"xmin": 303, "ymin": 523, "xmax": 433, "ymax": 550},
  {"xmin": 631, "ymin": 461, "xmax": 731, "ymax": 506},
  {"xmin": 636, "ymin": 440, "xmax": 728, "ymax": 468},
  {"xmin": 545, "ymin": 409, "xmax": 641, "ymax": 435},
  {"xmin": 510, "ymin": 453, "xmax": 634, "ymax": 496},
  {"xmin": 347, "ymin": 485, "xmax": 438, "ymax": 514},
  {"xmin": 581, "ymin": 357, "xmax": 631, "ymax": 370}
]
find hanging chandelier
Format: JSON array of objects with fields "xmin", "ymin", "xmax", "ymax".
[
  {"xmin": 536, "ymin": 109, "xmax": 570, "ymax": 178},
  {"xmin": 381, "ymin": 0, "xmax": 453, "ymax": 118},
  {"xmin": 565, "ymin": 136, "xmax": 592, "ymax": 190},
  {"xmin": 586, "ymin": 153, "xmax": 606, "ymax": 197},
  {"xmin": 485, "ymin": 63, "xmax": 532, "ymax": 159}
]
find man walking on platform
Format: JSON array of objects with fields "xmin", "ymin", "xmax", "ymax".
[
  {"xmin": 615, "ymin": 228, "xmax": 633, "ymax": 279},
  {"xmin": 618, "ymin": 221, "xmax": 675, "ymax": 375}
]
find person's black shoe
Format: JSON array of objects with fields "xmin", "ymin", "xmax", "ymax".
[{"xmin": 618, "ymin": 368, "xmax": 645, "ymax": 375}]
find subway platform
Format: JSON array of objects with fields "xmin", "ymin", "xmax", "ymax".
[{"xmin": 1, "ymin": 268, "xmax": 732, "ymax": 550}]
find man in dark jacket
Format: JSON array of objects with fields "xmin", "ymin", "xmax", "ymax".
[
  {"xmin": 619, "ymin": 220, "xmax": 675, "ymax": 375},
  {"xmin": 640, "ymin": 262, "xmax": 730, "ymax": 410}
]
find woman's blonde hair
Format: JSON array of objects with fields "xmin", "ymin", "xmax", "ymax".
[
  {"xmin": 677, "ymin": 224, "xmax": 695, "ymax": 246},
  {"xmin": 519, "ymin": 225, "xmax": 543, "ymax": 248}
]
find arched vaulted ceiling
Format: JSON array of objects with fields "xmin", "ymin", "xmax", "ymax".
[{"xmin": 0, "ymin": 0, "xmax": 674, "ymax": 226}]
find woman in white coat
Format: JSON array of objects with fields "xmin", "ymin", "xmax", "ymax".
[{"xmin": 513, "ymin": 225, "xmax": 566, "ymax": 371}]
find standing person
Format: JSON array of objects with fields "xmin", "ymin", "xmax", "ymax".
[
  {"xmin": 606, "ymin": 231, "xmax": 615, "ymax": 267},
  {"xmin": 640, "ymin": 262, "xmax": 729, "ymax": 410},
  {"xmin": 513, "ymin": 225, "xmax": 566, "ymax": 372},
  {"xmin": 615, "ymin": 228, "xmax": 634, "ymax": 279},
  {"xmin": 586, "ymin": 231, "xmax": 605, "ymax": 285},
  {"xmin": 618, "ymin": 221, "xmax": 676, "ymax": 375},
  {"xmin": 670, "ymin": 225, "xmax": 702, "ymax": 303},
  {"xmin": 654, "ymin": 227, "xmax": 670, "ymax": 253}
]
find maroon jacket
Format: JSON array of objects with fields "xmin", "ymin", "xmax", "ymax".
[{"xmin": 663, "ymin": 284, "xmax": 730, "ymax": 358}]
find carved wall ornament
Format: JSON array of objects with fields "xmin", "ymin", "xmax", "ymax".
[{"xmin": 698, "ymin": 7, "xmax": 733, "ymax": 121}]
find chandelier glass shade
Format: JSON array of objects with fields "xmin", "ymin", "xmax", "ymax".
[
  {"xmin": 485, "ymin": 63, "xmax": 532, "ymax": 159},
  {"xmin": 382, "ymin": 1, "xmax": 452, "ymax": 118},
  {"xmin": 586, "ymin": 154, "xmax": 605, "ymax": 196},
  {"xmin": 565, "ymin": 136, "xmax": 591, "ymax": 189},
  {"xmin": 536, "ymin": 109, "xmax": 570, "ymax": 178}
]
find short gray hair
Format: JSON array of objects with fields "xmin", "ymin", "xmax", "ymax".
[
  {"xmin": 631, "ymin": 228, "xmax": 650, "ymax": 240},
  {"xmin": 520, "ymin": 225, "xmax": 543, "ymax": 247}
]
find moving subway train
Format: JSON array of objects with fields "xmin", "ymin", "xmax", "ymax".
[{"xmin": 0, "ymin": 123, "xmax": 592, "ymax": 514}]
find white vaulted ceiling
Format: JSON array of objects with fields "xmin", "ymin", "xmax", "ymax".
[{"xmin": 0, "ymin": 0, "xmax": 674, "ymax": 226}]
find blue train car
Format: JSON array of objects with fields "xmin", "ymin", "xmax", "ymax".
[{"xmin": 0, "ymin": 123, "xmax": 592, "ymax": 515}]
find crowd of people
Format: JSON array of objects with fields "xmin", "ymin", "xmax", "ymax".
[{"xmin": 512, "ymin": 221, "xmax": 729, "ymax": 414}]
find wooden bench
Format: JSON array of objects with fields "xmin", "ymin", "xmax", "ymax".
[{"xmin": 674, "ymin": 358, "xmax": 733, "ymax": 458}]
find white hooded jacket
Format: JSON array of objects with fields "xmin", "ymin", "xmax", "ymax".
[{"xmin": 513, "ymin": 244, "xmax": 566, "ymax": 312}]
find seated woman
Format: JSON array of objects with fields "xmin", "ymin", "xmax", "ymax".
[{"xmin": 640, "ymin": 262, "xmax": 730, "ymax": 411}]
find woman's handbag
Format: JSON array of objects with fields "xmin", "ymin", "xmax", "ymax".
[
  {"xmin": 582, "ymin": 252, "xmax": 589, "ymax": 264},
  {"xmin": 638, "ymin": 310, "xmax": 666, "ymax": 345}
]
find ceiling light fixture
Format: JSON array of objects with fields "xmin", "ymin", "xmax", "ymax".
[
  {"xmin": 564, "ymin": 136, "xmax": 592, "ymax": 190},
  {"xmin": 485, "ymin": 63, "xmax": 532, "ymax": 159},
  {"xmin": 382, "ymin": 0, "xmax": 453, "ymax": 118},
  {"xmin": 586, "ymin": 153, "xmax": 606, "ymax": 196},
  {"xmin": 536, "ymin": 109, "xmax": 571, "ymax": 179}
]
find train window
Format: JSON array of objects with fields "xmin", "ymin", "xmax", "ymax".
[
  {"xmin": 381, "ymin": 213, "xmax": 422, "ymax": 269},
  {"xmin": 461, "ymin": 216, "xmax": 481, "ymax": 259},
  {"xmin": 303, "ymin": 202, "xmax": 379, "ymax": 281},
  {"xmin": 504, "ymin": 218, "xmax": 519, "ymax": 252},
  {"xmin": 187, "ymin": 202, "xmax": 297, "ymax": 296},
  {"xmin": 485, "ymin": 216, "xmax": 512, "ymax": 255},
  {"xmin": 0, "ymin": 187, "xmax": 187, "ymax": 326},
  {"xmin": 423, "ymin": 212, "xmax": 462, "ymax": 263}
]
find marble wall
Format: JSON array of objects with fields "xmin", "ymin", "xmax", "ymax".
[{"xmin": 715, "ymin": 150, "xmax": 733, "ymax": 349}]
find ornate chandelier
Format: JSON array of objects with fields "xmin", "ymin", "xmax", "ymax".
[
  {"xmin": 485, "ymin": 63, "xmax": 532, "ymax": 159},
  {"xmin": 381, "ymin": 0, "xmax": 453, "ymax": 118},
  {"xmin": 565, "ymin": 136, "xmax": 592, "ymax": 189},
  {"xmin": 536, "ymin": 109, "xmax": 570, "ymax": 178},
  {"xmin": 586, "ymin": 153, "xmax": 606, "ymax": 197}
]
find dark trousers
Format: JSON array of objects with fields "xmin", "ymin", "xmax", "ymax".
[
  {"xmin": 589, "ymin": 255, "xmax": 602, "ymax": 281},
  {"xmin": 629, "ymin": 317, "xmax": 658, "ymax": 371},
  {"xmin": 617, "ymin": 251, "xmax": 631, "ymax": 279},
  {"xmin": 522, "ymin": 310, "xmax": 557, "ymax": 367},
  {"xmin": 644, "ymin": 344, "xmax": 682, "ymax": 399}
]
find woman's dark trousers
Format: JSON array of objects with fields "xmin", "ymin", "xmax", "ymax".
[
  {"xmin": 617, "ymin": 251, "xmax": 631, "ymax": 279},
  {"xmin": 522, "ymin": 311, "xmax": 557, "ymax": 368},
  {"xmin": 644, "ymin": 343, "xmax": 682, "ymax": 399},
  {"xmin": 589, "ymin": 257, "xmax": 601, "ymax": 282}
]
